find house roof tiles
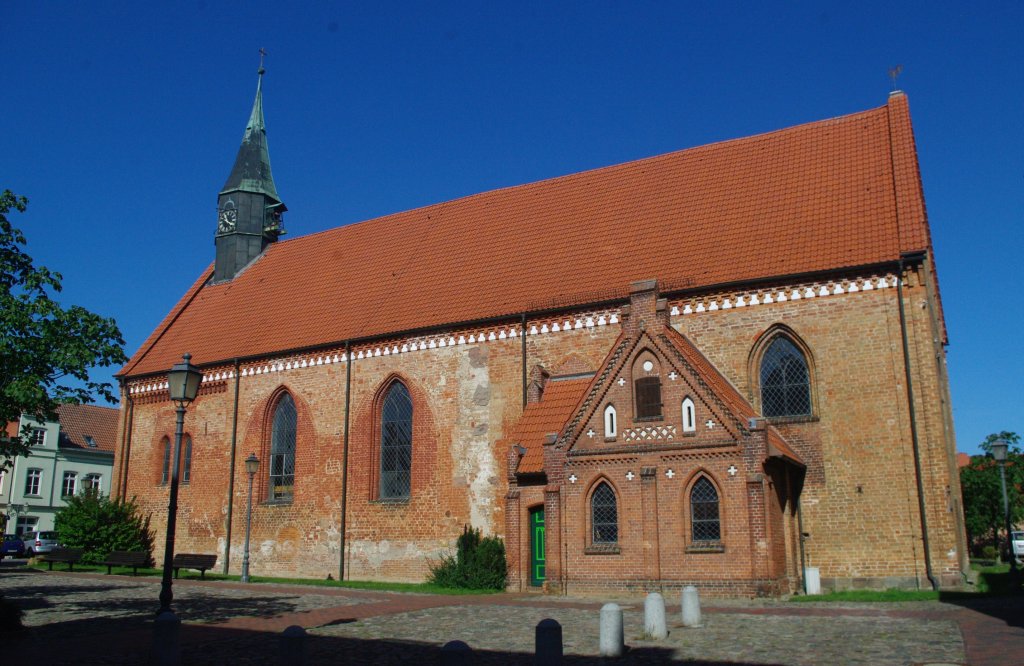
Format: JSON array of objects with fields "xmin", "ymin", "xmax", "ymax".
[
  {"xmin": 56, "ymin": 404, "xmax": 118, "ymax": 453},
  {"xmin": 122, "ymin": 94, "xmax": 932, "ymax": 377}
]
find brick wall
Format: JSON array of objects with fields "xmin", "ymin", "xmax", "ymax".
[{"xmin": 116, "ymin": 267, "xmax": 963, "ymax": 593}]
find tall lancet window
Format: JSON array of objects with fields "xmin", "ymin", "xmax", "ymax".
[
  {"xmin": 380, "ymin": 382, "xmax": 413, "ymax": 499},
  {"xmin": 269, "ymin": 393, "xmax": 297, "ymax": 501}
]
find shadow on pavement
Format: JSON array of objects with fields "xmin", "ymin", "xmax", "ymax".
[{"xmin": 7, "ymin": 619, "xmax": 790, "ymax": 665}]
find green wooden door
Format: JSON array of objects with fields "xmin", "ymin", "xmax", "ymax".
[{"xmin": 529, "ymin": 507, "xmax": 546, "ymax": 586}]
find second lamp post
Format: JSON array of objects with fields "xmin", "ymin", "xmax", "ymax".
[{"xmin": 242, "ymin": 452, "xmax": 260, "ymax": 583}]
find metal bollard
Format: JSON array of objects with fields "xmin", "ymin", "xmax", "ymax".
[
  {"xmin": 599, "ymin": 603, "xmax": 624, "ymax": 657},
  {"xmin": 535, "ymin": 618, "xmax": 563, "ymax": 665},
  {"xmin": 644, "ymin": 592, "xmax": 667, "ymax": 639},
  {"xmin": 681, "ymin": 585, "xmax": 702, "ymax": 627},
  {"xmin": 440, "ymin": 639, "xmax": 473, "ymax": 666},
  {"xmin": 151, "ymin": 610, "xmax": 181, "ymax": 666},
  {"xmin": 279, "ymin": 625, "xmax": 307, "ymax": 665}
]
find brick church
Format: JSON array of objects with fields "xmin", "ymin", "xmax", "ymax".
[{"xmin": 112, "ymin": 68, "xmax": 966, "ymax": 595}]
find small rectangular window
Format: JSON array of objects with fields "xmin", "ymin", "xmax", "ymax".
[
  {"xmin": 30, "ymin": 428, "xmax": 46, "ymax": 446},
  {"xmin": 25, "ymin": 469, "xmax": 42, "ymax": 496},
  {"xmin": 62, "ymin": 472, "xmax": 78, "ymax": 497},
  {"xmin": 635, "ymin": 377, "xmax": 663, "ymax": 419},
  {"xmin": 84, "ymin": 473, "xmax": 102, "ymax": 492}
]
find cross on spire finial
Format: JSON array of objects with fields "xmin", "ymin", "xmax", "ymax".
[{"xmin": 258, "ymin": 47, "xmax": 268, "ymax": 75}]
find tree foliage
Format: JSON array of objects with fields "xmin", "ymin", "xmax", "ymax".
[
  {"xmin": 54, "ymin": 490, "xmax": 154, "ymax": 565},
  {"xmin": 961, "ymin": 431, "xmax": 1023, "ymax": 556},
  {"xmin": 429, "ymin": 525, "xmax": 507, "ymax": 590},
  {"xmin": 0, "ymin": 190, "xmax": 127, "ymax": 468}
]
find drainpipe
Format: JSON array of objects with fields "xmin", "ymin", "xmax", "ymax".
[
  {"xmin": 521, "ymin": 313, "xmax": 528, "ymax": 407},
  {"xmin": 796, "ymin": 492, "xmax": 808, "ymax": 594},
  {"xmin": 222, "ymin": 359, "xmax": 241, "ymax": 574},
  {"xmin": 119, "ymin": 387, "xmax": 135, "ymax": 500},
  {"xmin": 339, "ymin": 341, "xmax": 352, "ymax": 581},
  {"xmin": 897, "ymin": 260, "xmax": 939, "ymax": 590}
]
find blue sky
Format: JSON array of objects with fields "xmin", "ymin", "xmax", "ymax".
[{"xmin": 2, "ymin": 2, "xmax": 1021, "ymax": 453}]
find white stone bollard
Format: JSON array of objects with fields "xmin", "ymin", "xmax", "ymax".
[
  {"xmin": 681, "ymin": 586, "xmax": 702, "ymax": 628},
  {"xmin": 599, "ymin": 602, "xmax": 625, "ymax": 657},
  {"xmin": 151, "ymin": 610, "xmax": 181, "ymax": 666},
  {"xmin": 279, "ymin": 625, "xmax": 307, "ymax": 665},
  {"xmin": 804, "ymin": 567, "xmax": 821, "ymax": 595},
  {"xmin": 535, "ymin": 618, "xmax": 563, "ymax": 665},
  {"xmin": 644, "ymin": 592, "xmax": 668, "ymax": 639},
  {"xmin": 441, "ymin": 640, "xmax": 473, "ymax": 666}
]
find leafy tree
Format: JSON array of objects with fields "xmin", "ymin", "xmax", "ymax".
[
  {"xmin": 0, "ymin": 190, "xmax": 127, "ymax": 468},
  {"xmin": 54, "ymin": 490, "xmax": 154, "ymax": 565},
  {"xmin": 961, "ymin": 431, "xmax": 1023, "ymax": 558}
]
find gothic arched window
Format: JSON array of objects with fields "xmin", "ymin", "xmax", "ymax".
[
  {"xmin": 591, "ymin": 482, "xmax": 618, "ymax": 544},
  {"xmin": 691, "ymin": 477, "xmax": 721, "ymax": 543},
  {"xmin": 603, "ymin": 404, "xmax": 617, "ymax": 439},
  {"xmin": 269, "ymin": 393, "xmax": 297, "ymax": 501},
  {"xmin": 181, "ymin": 435, "xmax": 193, "ymax": 484},
  {"xmin": 633, "ymin": 352, "xmax": 662, "ymax": 420},
  {"xmin": 760, "ymin": 337, "xmax": 811, "ymax": 417},
  {"xmin": 160, "ymin": 437, "xmax": 171, "ymax": 485},
  {"xmin": 380, "ymin": 382, "xmax": 413, "ymax": 499},
  {"xmin": 682, "ymin": 397, "xmax": 696, "ymax": 433}
]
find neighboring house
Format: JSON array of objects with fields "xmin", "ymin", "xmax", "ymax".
[
  {"xmin": 1, "ymin": 404, "xmax": 117, "ymax": 535},
  {"xmin": 112, "ymin": 67, "xmax": 966, "ymax": 595}
]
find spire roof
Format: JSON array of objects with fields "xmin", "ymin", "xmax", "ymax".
[{"xmin": 220, "ymin": 67, "xmax": 281, "ymax": 201}]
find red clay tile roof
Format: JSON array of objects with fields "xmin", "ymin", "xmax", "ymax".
[
  {"xmin": 507, "ymin": 376, "xmax": 593, "ymax": 475},
  {"xmin": 56, "ymin": 404, "xmax": 118, "ymax": 453},
  {"xmin": 662, "ymin": 328, "xmax": 804, "ymax": 467},
  {"xmin": 122, "ymin": 95, "xmax": 933, "ymax": 377},
  {"xmin": 957, "ymin": 452, "xmax": 971, "ymax": 468}
]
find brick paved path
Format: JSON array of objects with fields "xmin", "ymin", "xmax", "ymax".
[{"xmin": 3, "ymin": 566, "xmax": 1021, "ymax": 665}]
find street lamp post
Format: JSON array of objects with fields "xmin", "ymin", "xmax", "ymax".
[
  {"xmin": 991, "ymin": 439, "xmax": 1018, "ymax": 578},
  {"xmin": 241, "ymin": 453, "xmax": 260, "ymax": 583},
  {"xmin": 158, "ymin": 353, "xmax": 202, "ymax": 615}
]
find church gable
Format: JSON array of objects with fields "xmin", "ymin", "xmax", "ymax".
[{"xmin": 562, "ymin": 297, "xmax": 749, "ymax": 459}]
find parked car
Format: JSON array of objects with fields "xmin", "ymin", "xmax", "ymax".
[
  {"xmin": 1, "ymin": 534, "xmax": 25, "ymax": 558},
  {"xmin": 1012, "ymin": 530, "xmax": 1024, "ymax": 564},
  {"xmin": 23, "ymin": 531, "xmax": 60, "ymax": 556}
]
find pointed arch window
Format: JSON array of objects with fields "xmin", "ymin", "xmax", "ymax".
[
  {"xmin": 760, "ymin": 337, "xmax": 811, "ymax": 417},
  {"xmin": 603, "ymin": 404, "xmax": 617, "ymax": 439},
  {"xmin": 269, "ymin": 393, "xmax": 297, "ymax": 501},
  {"xmin": 160, "ymin": 437, "xmax": 171, "ymax": 485},
  {"xmin": 591, "ymin": 482, "xmax": 618, "ymax": 544},
  {"xmin": 691, "ymin": 477, "xmax": 721, "ymax": 543},
  {"xmin": 682, "ymin": 397, "xmax": 696, "ymax": 432},
  {"xmin": 380, "ymin": 382, "xmax": 413, "ymax": 500},
  {"xmin": 182, "ymin": 435, "xmax": 192, "ymax": 484}
]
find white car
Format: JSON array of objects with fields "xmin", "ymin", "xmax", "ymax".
[{"xmin": 1012, "ymin": 530, "xmax": 1024, "ymax": 564}]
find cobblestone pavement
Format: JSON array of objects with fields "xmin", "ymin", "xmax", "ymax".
[{"xmin": 3, "ymin": 565, "xmax": 1021, "ymax": 665}]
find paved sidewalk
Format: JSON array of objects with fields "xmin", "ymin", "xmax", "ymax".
[{"xmin": 2, "ymin": 566, "xmax": 1021, "ymax": 665}]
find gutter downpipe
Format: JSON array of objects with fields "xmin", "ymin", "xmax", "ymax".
[
  {"xmin": 897, "ymin": 258, "xmax": 939, "ymax": 591},
  {"xmin": 521, "ymin": 313, "xmax": 528, "ymax": 407},
  {"xmin": 222, "ymin": 359, "xmax": 241, "ymax": 574},
  {"xmin": 118, "ymin": 381, "xmax": 135, "ymax": 500},
  {"xmin": 339, "ymin": 341, "xmax": 351, "ymax": 581},
  {"xmin": 791, "ymin": 466, "xmax": 808, "ymax": 594}
]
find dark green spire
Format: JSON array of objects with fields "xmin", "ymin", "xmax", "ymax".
[{"xmin": 220, "ymin": 66, "xmax": 281, "ymax": 202}]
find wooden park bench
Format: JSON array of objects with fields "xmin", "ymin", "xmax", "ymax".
[
  {"xmin": 171, "ymin": 553, "xmax": 217, "ymax": 579},
  {"xmin": 38, "ymin": 547, "xmax": 84, "ymax": 571},
  {"xmin": 99, "ymin": 550, "xmax": 149, "ymax": 575}
]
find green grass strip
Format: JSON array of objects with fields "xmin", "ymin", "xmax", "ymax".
[{"xmin": 791, "ymin": 589, "xmax": 940, "ymax": 602}]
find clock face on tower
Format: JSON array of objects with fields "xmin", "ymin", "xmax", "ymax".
[{"xmin": 218, "ymin": 207, "xmax": 237, "ymax": 233}]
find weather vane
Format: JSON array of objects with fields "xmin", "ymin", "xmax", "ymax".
[
  {"xmin": 888, "ymin": 64, "xmax": 903, "ymax": 91},
  {"xmin": 259, "ymin": 47, "xmax": 267, "ymax": 74}
]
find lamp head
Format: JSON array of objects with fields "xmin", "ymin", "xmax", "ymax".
[
  {"xmin": 991, "ymin": 439, "xmax": 1008, "ymax": 463},
  {"xmin": 168, "ymin": 353, "xmax": 202, "ymax": 405},
  {"xmin": 245, "ymin": 452, "xmax": 260, "ymax": 477}
]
